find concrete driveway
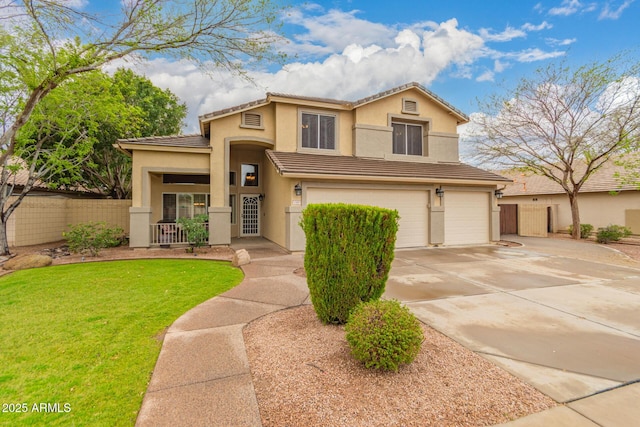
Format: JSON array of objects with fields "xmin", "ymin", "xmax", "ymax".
[{"xmin": 384, "ymin": 236, "xmax": 640, "ymax": 407}]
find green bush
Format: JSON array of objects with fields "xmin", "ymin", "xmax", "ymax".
[
  {"xmin": 63, "ymin": 222, "xmax": 126, "ymax": 256},
  {"xmin": 300, "ymin": 203, "xmax": 399, "ymax": 324},
  {"xmin": 568, "ymin": 223, "xmax": 594, "ymax": 239},
  {"xmin": 596, "ymin": 224, "xmax": 632, "ymax": 244},
  {"xmin": 345, "ymin": 299, "xmax": 424, "ymax": 371},
  {"xmin": 177, "ymin": 214, "xmax": 209, "ymax": 248}
]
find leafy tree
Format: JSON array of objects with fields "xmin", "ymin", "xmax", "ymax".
[
  {"xmin": 0, "ymin": 0, "xmax": 284, "ymax": 255},
  {"xmin": 82, "ymin": 69, "xmax": 187, "ymax": 199},
  {"xmin": 470, "ymin": 54, "xmax": 640, "ymax": 239}
]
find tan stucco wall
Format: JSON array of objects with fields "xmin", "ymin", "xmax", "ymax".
[
  {"xmin": 8, "ymin": 197, "xmax": 131, "ymax": 247},
  {"xmin": 502, "ymin": 191, "xmax": 640, "ymax": 233},
  {"xmin": 354, "ymin": 88, "xmax": 460, "ymax": 133},
  {"xmin": 262, "ymin": 159, "xmax": 296, "ymax": 247},
  {"xmin": 131, "ymin": 150, "xmax": 210, "ymax": 207}
]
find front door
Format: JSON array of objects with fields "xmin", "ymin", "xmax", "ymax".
[{"xmin": 240, "ymin": 195, "xmax": 260, "ymax": 236}]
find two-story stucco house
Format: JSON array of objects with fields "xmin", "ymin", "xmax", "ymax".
[{"xmin": 116, "ymin": 82, "xmax": 510, "ymax": 251}]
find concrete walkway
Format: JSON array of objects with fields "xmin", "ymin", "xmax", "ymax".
[
  {"xmin": 135, "ymin": 241, "xmax": 309, "ymax": 426},
  {"xmin": 136, "ymin": 237, "xmax": 640, "ymax": 426}
]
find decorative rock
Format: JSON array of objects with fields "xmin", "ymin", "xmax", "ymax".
[
  {"xmin": 3, "ymin": 254, "xmax": 53, "ymax": 271},
  {"xmin": 232, "ymin": 249, "xmax": 251, "ymax": 267}
]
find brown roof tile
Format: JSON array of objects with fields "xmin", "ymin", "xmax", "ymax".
[
  {"xmin": 266, "ymin": 150, "xmax": 510, "ymax": 183},
  {"xmin": 501, "ymin": 161, "xmax": 638, "ymax": 196},
  {"xmin": 116, "ymin": 134, "xmax": 210, "ymax": 149}
]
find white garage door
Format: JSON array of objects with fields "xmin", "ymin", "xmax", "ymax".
[
  {"xmin": 306, "ymin": 187, "xmax": 428, "ymax": 248},
  {"xmin": 444, "ymin": 191, "xmax": 490, "ymax": 245}
]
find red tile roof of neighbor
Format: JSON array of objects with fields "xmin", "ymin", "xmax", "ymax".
[
  {"xmin": 500, "ymin": 160, "xmax": 639, "ymax": 196},
  {"xmin": 266, "ymin": 150, "xmax": 511, "ymax": 183}
]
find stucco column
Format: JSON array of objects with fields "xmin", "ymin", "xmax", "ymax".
[
  {"xmin": 285, "ymin": 206, "xmax": 305, "ymax": 251},
  {"xmin": 129, "ymin": 207, "xmax": 152, "ymax": 248},
  {"xmin": 491, "ymin": 203, "xmax": 501, "ymax": 241},
  {"xmin": 209, "ymin": 207, "xmax": 231, "ymax": 245}
]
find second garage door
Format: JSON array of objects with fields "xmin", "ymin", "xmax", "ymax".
[
  {"xmin": 444, "ymin": 191, "xmax": 490, "ymax": 245},
  {"xmin": 306, "ymin": 187, "xmax": 428, "ymax": 248}
]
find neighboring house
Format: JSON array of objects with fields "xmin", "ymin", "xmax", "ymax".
[
  {"xmin": 499, "ymin": 162, "xmax": 640, "ymax": 236},
  {"xmin": 116, "ymin": 82, "xmax": 510, "ymax": 251}
]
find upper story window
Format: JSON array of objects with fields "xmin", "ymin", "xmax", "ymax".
[
  {"xmin": 301, "ymin": 112, "xmax": 336, "ymax": 150},
  {"xmin": 392, "ymin": 123, "xmax": 423, "ymax": 156}
]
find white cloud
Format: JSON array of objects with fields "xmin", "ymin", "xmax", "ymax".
[
  {"xmin": 522, "ymin": 21, "xmax": 553, "ymax": 31},
  {"xmin": 599, "ymin": 0, "xmax": 635, "ymax": 19},
  {"xmin": 546, "ymin": 37, "xmax": 577, "ymax": 46},
  {"xmin": 476, "ymin": 70, "xmax": 495, "ymax": 82},
  {"xmin": 479, "ymin": 26, "xmax": 526, "ymax": 42},
  {"xmin": 548, "ymin": 0, "xmax": 584, "ymax": 15},
  {"xmin": 479, "ymin": 21, "xmax": 552, "ymax": 42},
  {"xmin": 508, "ymin": 48, "xmax": 565, "ymax": 62},
  {"xmin": 100, "ymin": 9, "xmax": 568, "ymax": 133},
  {"xmin": 283, "ymin": 7, "xmax": 397, "ymax": 55}
]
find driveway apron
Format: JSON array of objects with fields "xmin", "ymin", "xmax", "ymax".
[{"xmin": 386, "ymin": 237, "xmax": 640, "ymax": 408}]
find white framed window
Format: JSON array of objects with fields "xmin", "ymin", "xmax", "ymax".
[
  {"xmin": 162, "ymin": 193, "xmax": 210, "ymax": 221},
  {"xmin": 301, "ymin": 112, "xmax": 336, "ymax": 150},
  {"xmin": 392, "ymin": 123, "xmax": 423, "ymax": 156}
]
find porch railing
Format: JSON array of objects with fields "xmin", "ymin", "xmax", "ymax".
[
  {"xmin": 151, "ymin": 221, "xmax": 211, "ymax": 246},
  {"xmin": 151, "ymin": 223, "xmax": 190, "ymax": 246}
]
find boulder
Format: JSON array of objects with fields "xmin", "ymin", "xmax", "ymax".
[
  {"xmin": 3, "ymin": 254, "xmax": 53, "ymax": 271},
  {"xmin": 232, "ymin": 249, "xmax": 251, "ymax": 267}
]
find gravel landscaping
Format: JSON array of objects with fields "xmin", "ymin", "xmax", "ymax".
[{"xmin": 244, "ymin": 305, "xmax": 556, "ymax": 427}]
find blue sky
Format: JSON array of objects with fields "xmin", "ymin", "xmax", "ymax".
[{"xmin": 90, "ymin": 1, "xmax": 639, "ymax": 132}]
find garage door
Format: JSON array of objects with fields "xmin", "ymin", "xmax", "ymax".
[
  {"xmin": 306, "ymin": 187, "xmax": 428, "ymax": 248},
  {"xmin": 444, "ymin": 191, "xmax": 490, "ymax": 245}
]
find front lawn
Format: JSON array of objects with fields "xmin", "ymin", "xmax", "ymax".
[{"xmin": 0, "ymin": 259, "xmax": 243, "ymax": 426}]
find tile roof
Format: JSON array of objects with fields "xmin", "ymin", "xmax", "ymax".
[
  {"xmin": 116, "ymin": 134, "xmax": 210, "ymax": 149},
  {"xmin": 353, "ymin": 82, "xmax": 469, "ymax": 122},
  {"xmin": 266, "ymin": 150, "xmax": 511, "ymax": 183},
  {"xmin": 197, "ymin": 82, "xmax": 469, "ymax": 125},
  {"xmin": 501, "ymin": 160, "xmax": 638, "ymax": 196}
]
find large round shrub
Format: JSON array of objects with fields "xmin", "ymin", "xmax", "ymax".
[
  {"xmin": 345, "ymin": 299, "xmax": 424, "ymax": 371},
  {"xmin": 300, "ymin": 203, "xmax": 399, "ymax": 324}
]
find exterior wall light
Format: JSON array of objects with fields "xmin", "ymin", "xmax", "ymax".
[
  {"xmin": 294, "ymin": 183, "xmax": 302, "ymax": 196},
  {"xmin": 435, "ymin": 187, "xmax": 445, "ymax": 198},
  {"xmin": 495, "ymin": 189, "xmax": 504, "ymax": 199},
  {"xmin": 258, "ymin": 194, "xmax": 264, "ymax": 201}
]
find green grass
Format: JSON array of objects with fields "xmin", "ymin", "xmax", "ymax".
[{"xmin": 0, "ymin": 259, "xmax": 243, "ymax": 426}]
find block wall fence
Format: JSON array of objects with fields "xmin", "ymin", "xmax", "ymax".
[{"xmin": 6, "ymin": 197, "xmax": 131, "ymax": 247}]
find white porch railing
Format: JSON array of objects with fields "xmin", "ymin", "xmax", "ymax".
[
  {"xmin": 151, "ymin": 222, "xmax": 211, "ymax": 246},
  {"xmin": 151, "ymin": 223, "xmax": 190, "ymax": 246}
]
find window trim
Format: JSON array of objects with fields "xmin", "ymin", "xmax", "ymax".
[
  {"xmin": 162, "ymin": 192, "xmax": 210, "ymax": 222},
  {"xmin": 241, "ymin": 163, "xmax": 259, "ymax": 187},
  {"xmin": 387, "ymin": 113, "xmax": 431, "ymax": 158},
  {"xmin": 298, "ymin": 109, "xmax": 339, "ymax": 152},
  {"xmin": 392, "ymin": 122, "xmax": 424, "ymax": 156}
]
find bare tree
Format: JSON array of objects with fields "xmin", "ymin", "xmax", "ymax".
[
  {"xmin": 470, "ymin": 55, "xmax": 640, "ymax": 239},
  {"xmin": 0, "ymin": 0, "xmax": 284, "ymax": 254}
]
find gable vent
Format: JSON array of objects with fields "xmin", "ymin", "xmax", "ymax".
[
  {"xmin": 403, "ymin": 99, "xmax": 418, "ymax": 114},
  {"xmin": 242, "ymin": 112, "xmax": 263, "ymax": 128}
]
